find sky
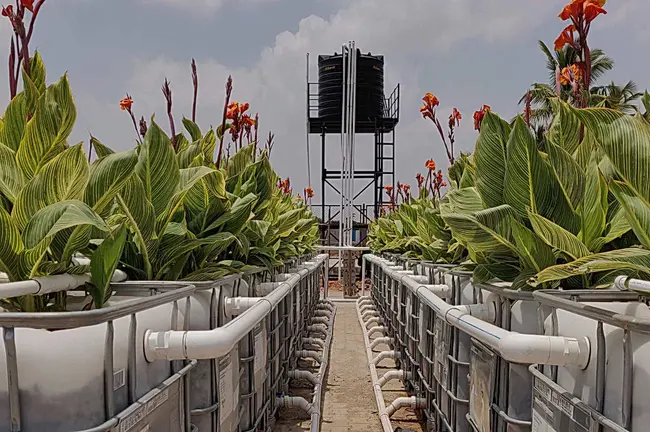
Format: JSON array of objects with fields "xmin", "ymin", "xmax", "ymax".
[{"xmin": 0, "ymin": 0, "xmax": 648, "ymax": 214}]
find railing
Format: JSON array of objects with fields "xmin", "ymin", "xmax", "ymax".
[{"xmin": 0, "ymin": 254, "xmax": 334, "ymax": 432}]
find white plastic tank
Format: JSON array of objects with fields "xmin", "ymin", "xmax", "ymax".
[{"xmin": 550, "ymin": 301, "xmax": 650, "ymax": 431}]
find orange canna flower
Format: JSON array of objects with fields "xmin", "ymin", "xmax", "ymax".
[
  {"xmin": 415, "ymin": 173, "xmax": 424, "ymax": 188},
  {"xmin": 120, "ymin": 96, "xmax": 133, "ymax": 111},
  {"xmin": 559, "ymin": 64, "xmax": 582, "ymax": 85},
  {"xmin": 448, "ymin": 107, "xmax": 462, "ymax": 128},
  {"xmin": 384, "ymin": 185, "xmax": 394, "ymax": 195},
  {"xmin": 559, "ymin": 0, "xmax": 606, "ymax": 23},
  {"xmin": 239, "ymin": 102, "xmax": 250, "ymax": 113},
  {"xmin": 420, "ymin": 92, "xmax": 440, "ymax": 120},
  {"xmin": 554, "ymin": 25, "xmax": 576, "ymax": 51},
  {"xmin": 425, "ymin": 159, "xmax": 436, "ymax": 171},
  {"xmin": 306, "ymin": 186, "xmax": 315, "ymax": 198},
  {"xmin": 473, "ymin": 105, "xmax": 491, "ymax": 131},
  {"xmin": 403, "ymin": 184, "xmax": 411, "ymax": 193},
  {"xmin": 21, "ymin": 0, "xmax": 34, "ymax": 12}
]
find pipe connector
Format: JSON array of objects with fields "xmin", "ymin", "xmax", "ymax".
[
  {"xmin": 302, "ymin": 338, "xmax": 325, "ymax": 349},
  {"xmin": 365, "ymin": 317, "xmax": 383, "ymax": 329},
  {"xmin": 288, "ymin": 370, "xmax": 319, "ymax": 386},
  {"xmin": 367, "ymin": 326, "xmax": 386, "ymax": 338},
  {"xmin": 419, "ymin": 284, "xmax": 452, "ymax": 299},
  {"xmin": 378, "ymin": 370, "xmax": 410, "ymax": 387},
  {"xmin": 311, "ymin": 316, "xmax": 330, "ymax": 326},
  {"xmin": 371, "ymin": 350, "xmax": 398, "ymax": 366},
  {"xmin": 297, "ymin": 350, "xmax": 323, "ymax": 364},
  {"xmin": 276, "ymin": 396, "xmax": 314, "ymax": 415},
  {"xmin": 361, "ymin": 310, "xmax": 379, "ymax": 321},
  {"xmin": 386, "ymin": 396, "xmax": 426, "ymax": 417},
  {"xmin": 223, "ymin": 296, "xmax": 262, "ymax": 317},
  {"xmin": 307, "ymin": 324, "xmax": 328, "ymax": 336},
  {"xmin": 370, "ymin": 337, "xmax": 394, "ymax": 351},
  {"xmin": 615, "ymin": 276, "xmax": 650, "ymax": 294},
  {"xmin": 360, "ymin": 305, "xmax": 376, "ymax": 314},
  {"xmin": 314, "ymin": 309, "xmax": 331, "ymax": 317}
]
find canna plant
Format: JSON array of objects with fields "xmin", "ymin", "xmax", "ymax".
[{"xmin": 0, "ymin": 55, "xmax": 138, "ymax": 311}]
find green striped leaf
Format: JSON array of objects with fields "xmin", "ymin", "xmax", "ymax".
[
  {"xmin": 85, "ymin": 148, "xmax": 138, "ymax": 215},
  {"xmin": 442, "ymin": 205, "xmax": 517, "ymax": 255},
  {"xmin": 29, "ymin": 51, "xmax": 47, "ymax": 93},
  {"xmin": 572, "ymin": 107, "xmax": 650, "ymax": 202},
  {"xmin": 0, "ymin": 206, "xmax": 23, "ymax": 280},
  {"xmin": 0, "ymin": 143, "xmax": 24, "ymax": 203},
  {"xmin": 530, "ymin": 247, "xmax": 650, "ymax": 287},
  {"xmin": 22, "ymin": 200, "xmax": 109, "ymax": 249},
  {"xmin": 89, "ymin": 224, "xmax": 127, "ymax": 308},
  {"xmin": 581, "ymin": 154, "xmax": 608, "ymax": 250},
  {"xmin": 16, "ymin": 74, "xmax": 77, "ymax": 180},
  {"xmin": 547, "ymin": 142, "xmax": 584, "ymax": 211},
  {"xmin": 13, "ymin": 144, "xmax": 89, "ymax": 231},
  {"xmin": 0, "ymin": 93, "xmax": 28, "ymax": 152},
  {"xmin": 473, "ymin": 111, "xmax": 511, "ymax": 208},
  {"xmin": 136, "ymin": 120, "xmax": 180, "ymax": 217},
  {"xmin": 608, "ymin": 180, "xmax": 650, "ymax": 249},
  {"xmin": 182, "ymin": 116, "xmax": 202, "ymax": 142},
  {"xmin": 511, "ymin": 218, "xmax": 555, "ymax": 272},
  {"xmin": 548, "ymin": 99, "xmax": 580, "ymax": 154},
  {"xmin": 90, "ymin": 137, "xmax": 114, "ymax": 159},
  {"xmin": 528, "ymin": 211, "xmax": 590, "ymax": 260}
]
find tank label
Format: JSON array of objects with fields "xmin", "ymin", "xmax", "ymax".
[
  {"xmin": 219, "ymin": 358, "xmax": 234, "ymax": 423},
  {"xmin": 532, "ymin": 375, "xmax": 592, "ymax": 431},
  {"xmin": 114, "ymin": 368, "xmax": 126, "ymax": 391}
]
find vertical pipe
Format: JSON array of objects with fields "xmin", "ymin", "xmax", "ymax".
[
  {"xmin": 339, "ymin": 44, "xmax": 347, "ymax": 249},
  {"xmin": 361, "ymin": 253, "xmax": 367, "ymax": 297},
  {"xmin": 127, "ymin": 313, "xmax": 137, "ymax": 404},
  {"xmin": 622, "ymin": 329, "xmax": 633, "ymax": 429},
  {"xmin": 306, "ymin": 53, "xmax": 312, "ymax": 203},
  {"xmin": 321, "ymin": 127, "xmax": 326, "ymax": 223},
  {"xmin": 104, "ymin": 320, "xmax": 115, "ymax": 420},
  {"xmin": 4, "ymin": 327, "xmax": 21, "ymax": 432},
  {"xmin": 349, "ymin": 41, "xmax": 357, "ymax": 247}
]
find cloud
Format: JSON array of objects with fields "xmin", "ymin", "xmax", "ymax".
[
  {"xmin": 105, "ymin": 0, "xmax": 561, "ymax": 202},
  {"xmin": 142, "ymin": 0, "xmax": 279, "ymax": 12}
]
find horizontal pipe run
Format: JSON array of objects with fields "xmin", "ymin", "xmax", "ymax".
[
  {"xmin": 143, "ymin": 255, "xmax": 327, "ymax": 361},
  {"xmin": 309, "ymin": 303, "xmax": 336, "ymax": 432},
  {"xmin": 365, "ymin": 254, "xmax": 591, "ymax": 368},
  {"xmin": 385, "ymin": 396, "xmax": 426, "ymax": 417},
  {"xmin": 0, "ymin": 270, "xmax": 128, "ymax": 300},
  {"xmin": 615, "ymin": 276, "xmax": 650, "ymax": 294},
  {"xmin": 318, "ymin": 246, "xmax": 370, "ymax": 251}
]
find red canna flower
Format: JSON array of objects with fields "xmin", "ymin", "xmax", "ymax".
[
  {"xmin": 403, "ymin": 184, "xmax": 411, "ymax": 193},
  {"xmin": 425, "ymin": 159, "xmax": 436, "ymax": 171},
  {"xmin": 306, "ymin": 186, "xmax": 314, "ymax": 199},
  {"xmin": 1, "ymin": 4, "xmax": 13, "ymax": 17},
  {"xmin": 21, "ymin": 0, "xmax": 34, "ymax": 12},
  {"xmin": 120, "ymin": 96, "xmax": 133, "ymax": 111},
  {"xmin": 239, "ymin": 102, "xmax": 250, "ymax": 114},
  {"xmin": 473, "ymin": 105, "xmax": 491, "ymax": 131},
  {"xmin": 448, "ymin": 107, "xmax": 462, "ymax": 128},
  {"xmin": 384, "ymin": 185, "xmax": 394, "ymax": 196},
  {"xmin": 416, "ymin": 173, "xmax": 424, "ymax": 188}
]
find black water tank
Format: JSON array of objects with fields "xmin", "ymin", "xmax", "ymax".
[{"xmin": 318, "ymin": 50, "xmax": 384, "ymax": 122}]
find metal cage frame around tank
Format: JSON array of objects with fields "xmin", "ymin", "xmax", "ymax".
[
  {"xmin": 0, "ymin": 281, "xmax": 201, "ymax": 432},
  {"xmin": 529, "ymin": 288, "xmax": 650, "ymax": 432}
]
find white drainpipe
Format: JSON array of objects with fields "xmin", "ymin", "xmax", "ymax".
[
  {"xmin": 366, "ymin": 254, "xmax": 590, "ymax": 368},
  {"xmin": 144, "ymin": 255, "xmax": 327, "ymax": 361}
]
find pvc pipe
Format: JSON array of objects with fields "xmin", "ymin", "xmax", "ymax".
[
  {"xmin": 318, "ymin": 246, "xmax": 370, "ymax": 251},
  {"xmin": 615, "ymin": 276, "xmax": 650, "ymax": 293},
  {"xmin": 277, "ymin": 396, "xmax": 314, "ymax": 415},
  {"xmin": 307, "ymin": 324, "xmax": 327, "ymax": 337},
  {"xmin": 365, "ymin": 317, "xmax": 382, "ymax": 329},
  {"xmin": 378, "ymin": 370, "xmax": 409, "ymax": 388},
  {"xmin": 385, "ymin": 396, "xmax": 426, "ymax": 417},
  {"xmin": 366, "ymin": 255, "xmax": 591, "ymax": 368},
  {"xmin": 311, "ymin": 316, "xmax": 330, "ymax": 326},
  {"xmin": 368, "ymin": 326, "xmax": 386, "ymax": 338},
  {"xmin": 223, "ymin": 296, "xmax": 262, "ymax": 317},
  {"xmin": 361, "ymin": 310, "xmax": 378, "ymax": 321},
  {"xmin": 308, "ymin": 301, "xmax": 336, "ymax": 432},
  {"xmin": 302, "ymin": 338, "xmax": 325, "ymax": 349},
  {"xmin": 314, "ymin": 310, "xmax": 330, "ymax": 317},
  {"xmin": 371, "ymin": 350, "xmax": 398, "ymax": 366},
  {"xmin": 289, "ymin": 370, "xmax": 319, "ymax": 387},
  {"xmin": 361, "ymin": 255, "xmax": 367, "ymax": 296},
  {"xmin": 296, "ymin": 350, "xmax": 323, "ymax": 364},
  {"xmin": 144, "ymin": 254, "xmax": 327, "ymax": 361},
  {"xmin": 356, "ymin": 297, "xmax": 395, "ymax": 431},
  {"xmin": 370, "ymin": 337, "xmax": 394, "ymax": 351}
]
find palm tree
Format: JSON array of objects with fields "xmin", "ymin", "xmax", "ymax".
[
  {"xmin": 519, "ymin": 41, "xmax": 615, "ymax": 128},
  {"xmin": 591, "ymin": 81, "xmax": 644, "ymax": 113}
]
